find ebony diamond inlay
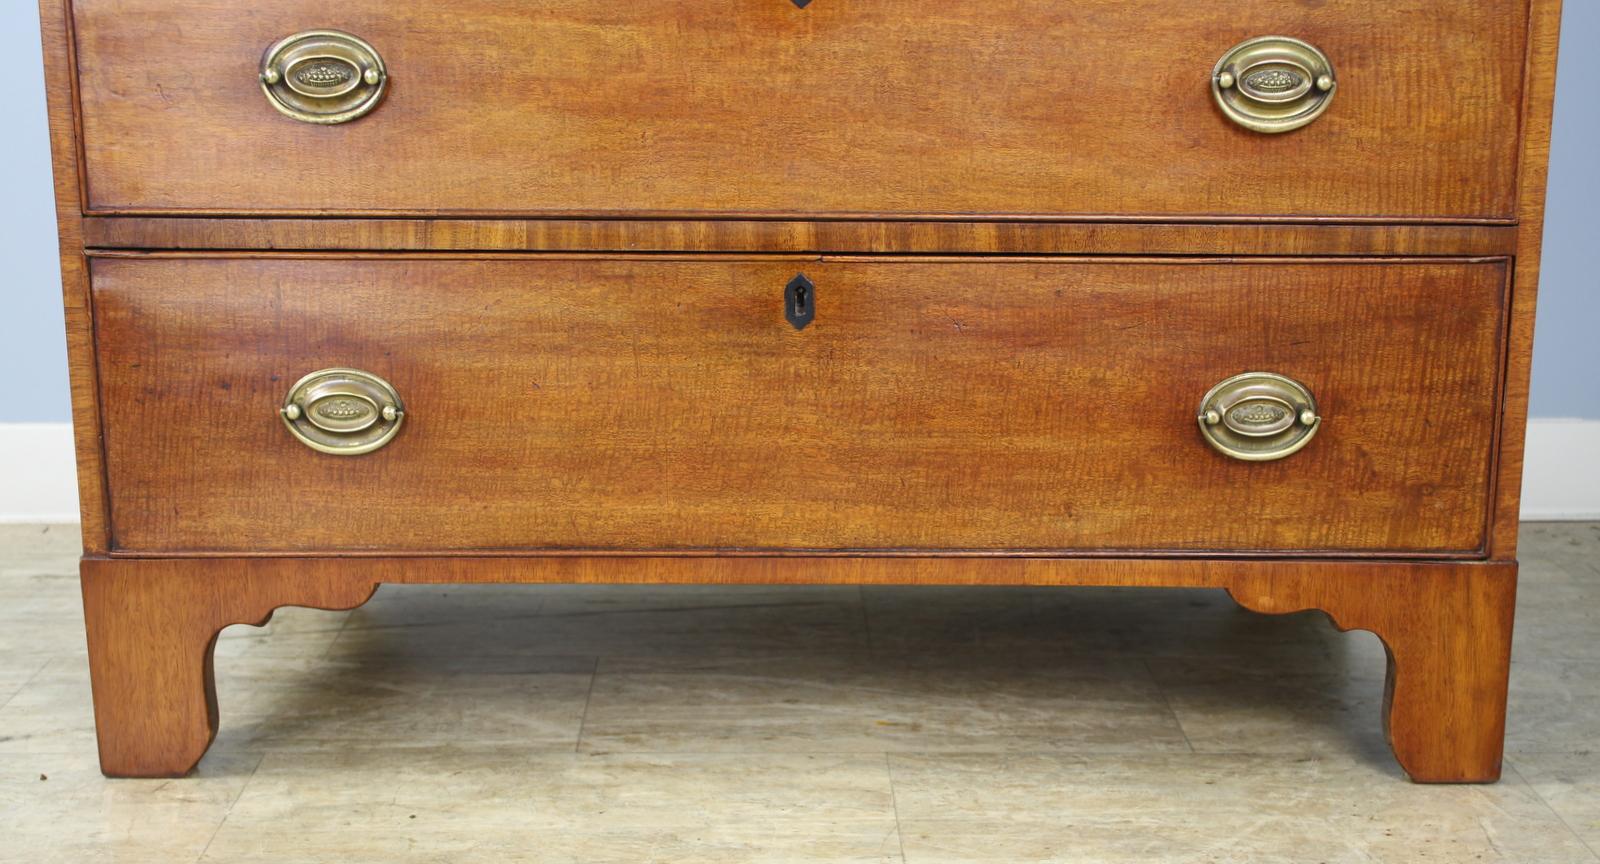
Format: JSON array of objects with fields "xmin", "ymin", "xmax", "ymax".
[{"xmin": 785, "ymin": 273, "xmax": 815, "ymax": 331}]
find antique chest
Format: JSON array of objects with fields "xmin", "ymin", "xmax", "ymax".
[{"xmin": 39, "ymin": 0, "xmax": 1562, "ymax": 781}]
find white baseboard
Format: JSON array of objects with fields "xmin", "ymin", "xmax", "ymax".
[
  {"xmin": 0, "ymin": 423, "xmax": 80, "ymax": 524},
  {"xmin": 1520, "ymin": 418, "xmax": 1600, "ymax": 520},
  {"xmin": 1, "ymin": 419, "xmax": 1597, "ymax": 523}
]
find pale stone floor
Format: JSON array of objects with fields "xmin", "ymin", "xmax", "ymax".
[{"xmin": 0, "ymin": 524, "xmax": 1598, "ymax": 863}]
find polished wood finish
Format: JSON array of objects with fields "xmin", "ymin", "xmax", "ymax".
[
  {"xmin": 69, "ymin": 0, "xmax": 1525, "ymax": 220},
  {"xmin": 39, "ymin": 0, "xmax": 109, "ymax": 551},
  {"xmin": 83, "ymin": 554, "xmax": 1514, "ymax": 783},
  {"xmin": 93, "ymin": 255, "xmax": 1506, "ymax": 555},
  {"xmin": 1490, "ymin": 0, "xmax": 1566, "ymax": 560},
  {"xmin": 1227, "ymin": 560, "xmax": 1517, "ymax": 784},
  {"xmin": 39, "ymin": 0, "xmax": 1562, "ymax": 782},
  {"xmin": 82, "ymin": 218, "xmax": 1522, "ymax": 257},
  {"xmin": 81, "ymin": 558, "xmax": 377, "ymax": 778}
]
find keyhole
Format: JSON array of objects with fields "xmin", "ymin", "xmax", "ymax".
[{"xmin": 784, "ymin": 273, "xmax": 815, "ymax": 330}]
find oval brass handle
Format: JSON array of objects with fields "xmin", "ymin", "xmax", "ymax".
[
  {"xmin": 1212, "ymin": 36, "xmax": 1336, "ymax": 134},
  {"xmin": 280, "ymin": 368, "xmax": 405, "ymax": 456},
  {"xmin": 1198, "ymin": 372, "xmax": 1321, "ymax": 462},
  {"xmin": 260, "ymin": 30, "xmax": 388, "ymax": 125}
]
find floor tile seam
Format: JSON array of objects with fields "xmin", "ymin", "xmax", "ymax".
[
  {"xmin": 1142, "ymin": 657, "xmax": 1196, "ymax": 754},
  {"xmin": 880, "ymin": 749, "xmax": 1399, "ymax": 763},
  {"xmin": 298, "ymin": 611, "xmax": 355, "ymax": 661},
  {"xmin": 883, "ymin": 752, "xmax": 911, "ymax": 863},
  {"xmin": 230, "ymin": 746, "xmax": 1213, "ymax": 754},
  {"xmin": 239, "ymin": 746, "xmax": 918, "ymax": 759},
  {"xmin": 1173, "ymin": 747, "xmax": 1392, "ymax": 758},
  {"xmin": 573, "ymin": 656, "xmax": 602, "ymax": 753},
  {"xmin": 567, "ymin": 747, "xmax": 1211, "ymax": 757},
  {"xmin": 1500, "ymin": 759, "xmax": 1600, "ymax": 862},
  {"xmin": 319, "ymin": 607, "xmax": 365, "ymax": 661},
  {"xmin": 196, "ymin": 753, "xmax": 267, "ymax": 864},
  {"xmin": 0, "ymin": 657, "xmax": 54, "ymax": 711}
]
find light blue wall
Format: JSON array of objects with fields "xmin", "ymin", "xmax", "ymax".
[
  {"xmin": 1531, "ymin": 1, "xmax": 1600, "ymax": 419},
  {"xmin": 0, "ymin": 6, "xmax": 1594, "ymax": 422},
  {"xmin": 2, "ymin": 3, "xmax": 69, "ymax": 423}
]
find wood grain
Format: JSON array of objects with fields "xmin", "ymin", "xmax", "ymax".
[
  {"xmin": 40, "ymin": 0, "xmax": 1563, "ymax": 786},
  {"xmin": 1228, "ymin": 560, "xmax": 1516, "ymax": 784},
  {"xmin": 92, "ymin": 255, "xmax": 1507, "ymax": 555},
  {"xmin": 81, "ymin": 217, "xmax": 1521, "ymax": 257},
  {"xmin": 69, "ymin": 0, "xmax": 1524, "ymax": 220},
  {"xmin": 80, "ymin": 557, "xmax": 377, "ymax": 778},
  {"xmin": 38, "ymin": 0, "xmax": 110, "ymax": 551},
  {"xmin": 1490, "ymin": 0, "xmax": 1565, "ymax": 559},
  {"xmin": 81, "ymin": 554, "xmax": 1514, "ymax": 782}
]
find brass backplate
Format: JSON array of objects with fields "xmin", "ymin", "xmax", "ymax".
[
  {"xmin": 260, "ymin": 30, "xmax": 388, "ymax": 125},
  {"xmin": 280, "ymin": 368, "xmax": 405, "ymax": 456},
  {"xmin": 1212, "ymin": 36, "xmax": 1336, "ymax": 134},
  {"xmin": 1198, "ymin": 371, "xmax": 1321, "ymax": 462}
]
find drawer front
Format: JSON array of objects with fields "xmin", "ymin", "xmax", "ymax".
[
  {"xmin": 93, "ymin": 256, "xmax": 1505, "ymax": 555},
  {"xmin": 72, "ymin": 0, "xmax": 1523, "ymax": 220}
]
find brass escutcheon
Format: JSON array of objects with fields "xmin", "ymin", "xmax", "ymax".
[
  {"xmin": 1212, "ymin": 36, "xmax": 1336, "ymax": 134},
  {"xmin": 280, "ymin": 368, "xmax": 405, "ymax": 455},
  {"xmin": 260, "ymin": 30, "xmax": 387, "ymax": 125},
  {"xmin": 1198, "ymin": 372, "xmax": 1321, "ymax": 462}
]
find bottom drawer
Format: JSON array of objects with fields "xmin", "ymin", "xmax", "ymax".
[{"xmin": 91, "ymin": 255, "xmax": 1507, "ymax": 555}]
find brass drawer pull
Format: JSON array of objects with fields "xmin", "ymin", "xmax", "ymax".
[
  {"xmin": 260, "ymin": 30, "xmax": 388, "ymax": 125},
  {"xmin": 280, "ymin": 368, "xmax": 405, "ymax": 456},
  {"xmin": 1198, "ymin": 372, "xmax": 1321, "ymax": 462},
  {"xmin": 1212, "ymin": 36, "xmax": 1336, "ymax": 134}
]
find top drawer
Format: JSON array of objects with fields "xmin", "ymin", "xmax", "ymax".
[{"xmin": 70, "ymin": 0, "xmax": 1525, "ymax": 220}]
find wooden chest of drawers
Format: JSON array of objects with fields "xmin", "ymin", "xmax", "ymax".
[{"xmin": 40, "ymin": 0, "xmax": 1563, "ymax": 781}]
